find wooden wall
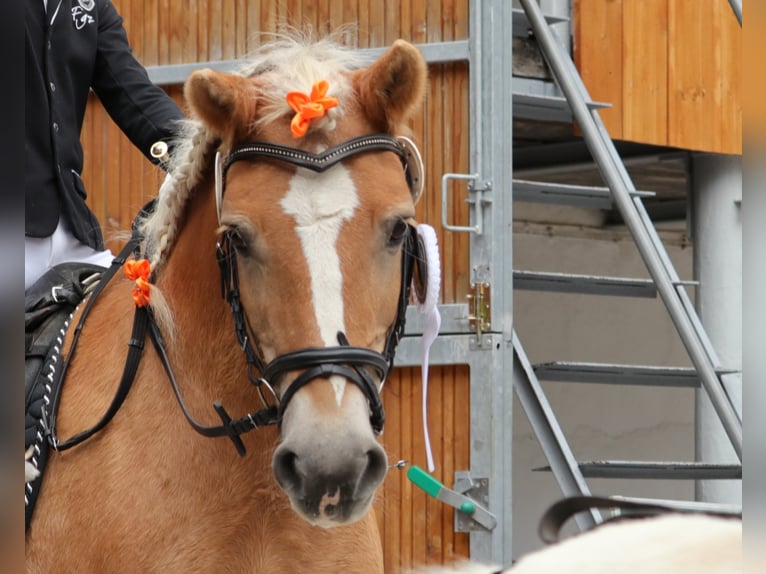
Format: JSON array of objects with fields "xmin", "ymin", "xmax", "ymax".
[
  {"xmin": 82, "ymin": 1, "xmax": 472, "ymax": 572},
  {"xmin": 574, "ymin": 0, "xmax": 742, "ymax": 154}
]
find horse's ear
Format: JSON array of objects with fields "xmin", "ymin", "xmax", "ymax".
[
  {"xmin": 184, "ymin": 69, "xmax": 257, "ymax": 140},
  {"xmin": 355, "ymin": 40, "xmax": 427, "ymax": 132}
]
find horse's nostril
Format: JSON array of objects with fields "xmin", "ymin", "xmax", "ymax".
[
  {"xmin": 273, "ymin": 448, "xmax": 302, "ymax": 494},
  {"xmin": 359, "ymin": 445, "xmax": 388, "ymax": 496}
]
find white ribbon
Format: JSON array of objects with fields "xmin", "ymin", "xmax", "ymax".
[{"xmin": 414, "ymin": 224, "xmax": 441, "ymax": 472}]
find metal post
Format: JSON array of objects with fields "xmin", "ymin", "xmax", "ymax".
[
  {"xmin": 690, "ymin": 153, "xmax": 743, "ymax": 504},
  {"xmin": 468, "ymin": 0, "xmax": 515, "ymax": 565}
]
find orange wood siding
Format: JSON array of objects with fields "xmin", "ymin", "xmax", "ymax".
[
  {"xmin": 623, "ymin": 0, "xmax": 667, "ymax": 145},
  {"xmin": 573, "ymin": 0, "xmax": 624, "ymax": 139},
  {"xmin": 575, "ymin": 0, "xmax": 741, "ymax": 154},
  {"xmin": 378, "ymin": 366, "xmax": 471, "ymax": 571},
  {"xmin": 82, "ymin": 2, "xmax": 472, "ymax": 572}
]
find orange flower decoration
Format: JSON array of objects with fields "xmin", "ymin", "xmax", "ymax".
[
  {"xmin": 286, "ymin": 80, "xmax": 339, "ymax": 138},
  {"xmin": 124, "ymin": 258, "xmax": 152, "ymax": 307}
]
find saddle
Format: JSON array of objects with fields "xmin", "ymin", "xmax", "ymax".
[{"xmin": 25, "ymin": 263, "xmax": 105, "ymax": 529}]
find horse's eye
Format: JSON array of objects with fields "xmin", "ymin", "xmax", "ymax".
[
  {"xmin": 388, "ymin": 218, "xmax": 409, "ymax": 247},
  {"xmin": 227, "ymin": 228, "xmax": 251, "ymax": 254}
]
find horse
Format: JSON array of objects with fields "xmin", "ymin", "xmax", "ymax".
[
  {"xmin": 416, "ymin": 509, "xmax": 743, "ymax": 574},
  {"xmin": 417, "ymin": 515, "xmax": 742, "ymax": 574},
  {"xmin": 25, "ymin": 35, "xmax": 429, "ymax": 573}
]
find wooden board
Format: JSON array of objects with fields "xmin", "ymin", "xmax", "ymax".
[
  {"xmin": 376, "ymin": 366, "xmax": 471, "ymax": 572},
  {"xmin": 622, "ymin": 0, "xmax": 667, "ymax": 146},
  {"xmin": 574, "ymin": 0, "xmax": 741, "ymax": 154},
  {"xmin": 573, "ymin": 0, "xmax": 624, "ymax": 139}
]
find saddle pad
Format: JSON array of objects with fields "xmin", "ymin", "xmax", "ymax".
[
  {"xmin": 25, "ymin": 263, "xmax": 103, "ymax": 530},
  {"xmin": 25, "ymin": 304, "xmax": 75, "ymax": 530}
]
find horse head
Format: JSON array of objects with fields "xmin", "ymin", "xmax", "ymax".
[{"xmin": 146, "ymin": 37, "xmax": 427, "ymax": 528}]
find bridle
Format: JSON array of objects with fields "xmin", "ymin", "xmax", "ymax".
[
  {"xmin": 209, "ymin": 134, "xmax": 419, "ymax": 454},
  {"xmin": 43, "ymin": 133, "xmax": 421, "ymax": 458}
]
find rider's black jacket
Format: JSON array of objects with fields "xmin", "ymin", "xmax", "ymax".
[{"xmin": 25, "ymin": 0, "xmax": 184, "ymax": 249}]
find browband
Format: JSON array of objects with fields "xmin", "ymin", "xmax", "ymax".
[{"xmin": 223, "ymin": 134, "xmax": 409, "ymax": 175}]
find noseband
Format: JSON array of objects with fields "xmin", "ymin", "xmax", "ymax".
[{"xmin": 209, "ymin": 134, "xmax": 417, "ymax": 455}]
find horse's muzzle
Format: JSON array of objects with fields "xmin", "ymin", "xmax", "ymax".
[{"xmin": 273, "ymin": 439, "xmax": 388, "ymax": 527}]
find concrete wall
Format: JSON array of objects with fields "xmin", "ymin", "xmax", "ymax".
[{"xmin": 510, "ymin": 215, "xmax": 698, "ymax": 558}]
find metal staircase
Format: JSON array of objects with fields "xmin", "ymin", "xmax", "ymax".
[{"xmin": 511, "ymin": 0, "xmax": 743, "ymax": 530}]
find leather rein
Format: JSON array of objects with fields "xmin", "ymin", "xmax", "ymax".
[{"xmin": 44, "ymin": 134, "xmax": 417, "ymax": 457}]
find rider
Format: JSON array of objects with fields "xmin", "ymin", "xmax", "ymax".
[{"xmin": 25, "ymin": 0, "xmax": 185, "ymax": 290}]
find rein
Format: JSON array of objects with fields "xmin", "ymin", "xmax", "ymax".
[
  {"xmin": 43, "ymin": 202, "xmax": 154, "ymax": 451},
  {"xmin": 43, "ymin": 134, "xmax": 417, "ymax": 457}
]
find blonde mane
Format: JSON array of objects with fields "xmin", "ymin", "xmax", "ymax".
[{"xmin": 138, "ymin": 34, "xmax": 370, "ymax": 274}]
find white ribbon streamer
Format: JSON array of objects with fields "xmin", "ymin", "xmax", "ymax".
[{"xmin": 414, "ymin": 224, "xmax": 441, "ymax": 472}]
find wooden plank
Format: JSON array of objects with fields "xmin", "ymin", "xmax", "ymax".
[
  {"xmin": 715, "ymin": 0, "xmax": 743, "ymax": 154},
  {"xmin": 573, "ymin": 0, "xmax": 623, "ymax": 139},
  {"xmin": 157, "ymin": 0, "xmax": 170, "ymax": 65},
  {"xmin": 328, "ymin": 0, "xmax": 344, "ymax": 35},
  {"xmin": 367, "ymin": 0, "xmax": 385, "ymax": 47},
  {"xmin": 144, "ymin": 0, "xmax": 159, "ymax": 66},
  {"xmin": 425, "ymin": 362, "xmax": 443, "ymax": 565},
  {"xmin": 667, "ymin": 0, "xmax": 743, "ymax": 153},
  {"xmin": 407, "ymin": 0, "xmax": 425, "ymax": 44},
  {"xmin": 260, "ymin": 0, "xmax": 277, "ymax": 35},
  {"xmin": 342, "ymin": 0, "xmax": 359, "ymax": 46},
  {"xmin": 384, "ymin": 0, "xmax": 401, "ymax": 44},
  {"xmin": 117, "ymin": 120, "xmax": 134, "ymax": 236},
  {"xmin": 165, "ymin": 2, "xmax": 186, "ymax": 64},
  {"xmin": 197, "ymin": 0, "xmax": 210, "ymax": 62},
  {"xmin": 301, "ymin": 0, "xmax": 317, "ymax": 30},
  {"xmin": 208, "ymin": 0, "xmax": 224, "ymax": 61},
  {"xmin": 222, "ymin": 0, "xmax": 237, "ymax": 59},
  {"xmin": 285, "ymin": 0, "xmax": 303, "ymax": 30},
  {"xmin": 668, "ymin": 0, "xmax": 712, "ymax": 150},
  {"xmin": 622, "ymin": 0, "xmax": 668, "ymax": 146},
  {"xmin": 235, "ymin": 0, "xmax": 247, "ymax": 56},
  {"xmin": 182, "ymin": 0, "xmax": 199, "ymax": 63},
  {"xmin": 356, "ymin": 0, "xmax": 369, "ymax": 48},
  {"xmin": 378, "ymin": 370, "xmax": 402, "ymax": 574}
]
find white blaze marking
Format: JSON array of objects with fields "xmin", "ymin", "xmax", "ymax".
[{"xmin": 281, "ymin": 165, "xmax": 358, "ymax": 406}]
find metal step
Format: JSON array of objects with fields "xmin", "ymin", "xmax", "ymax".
[
  {"xmin": 512, "ymin": 179, "xmax": 655, "ymax": 209},
  {"xmin": 532, "ymin": 362, "xmax": 740, "ymax": 388},
  {"xmin": 514, "ymin": 270, "xmax": 659, "ymax": 298},
  {"xmin": 512, "ymin": 92, "xmax": 610, "ymax": 123},
  {"xmin": 534, "ymin": 460, "xmax": 742, "ymax": 480}
]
